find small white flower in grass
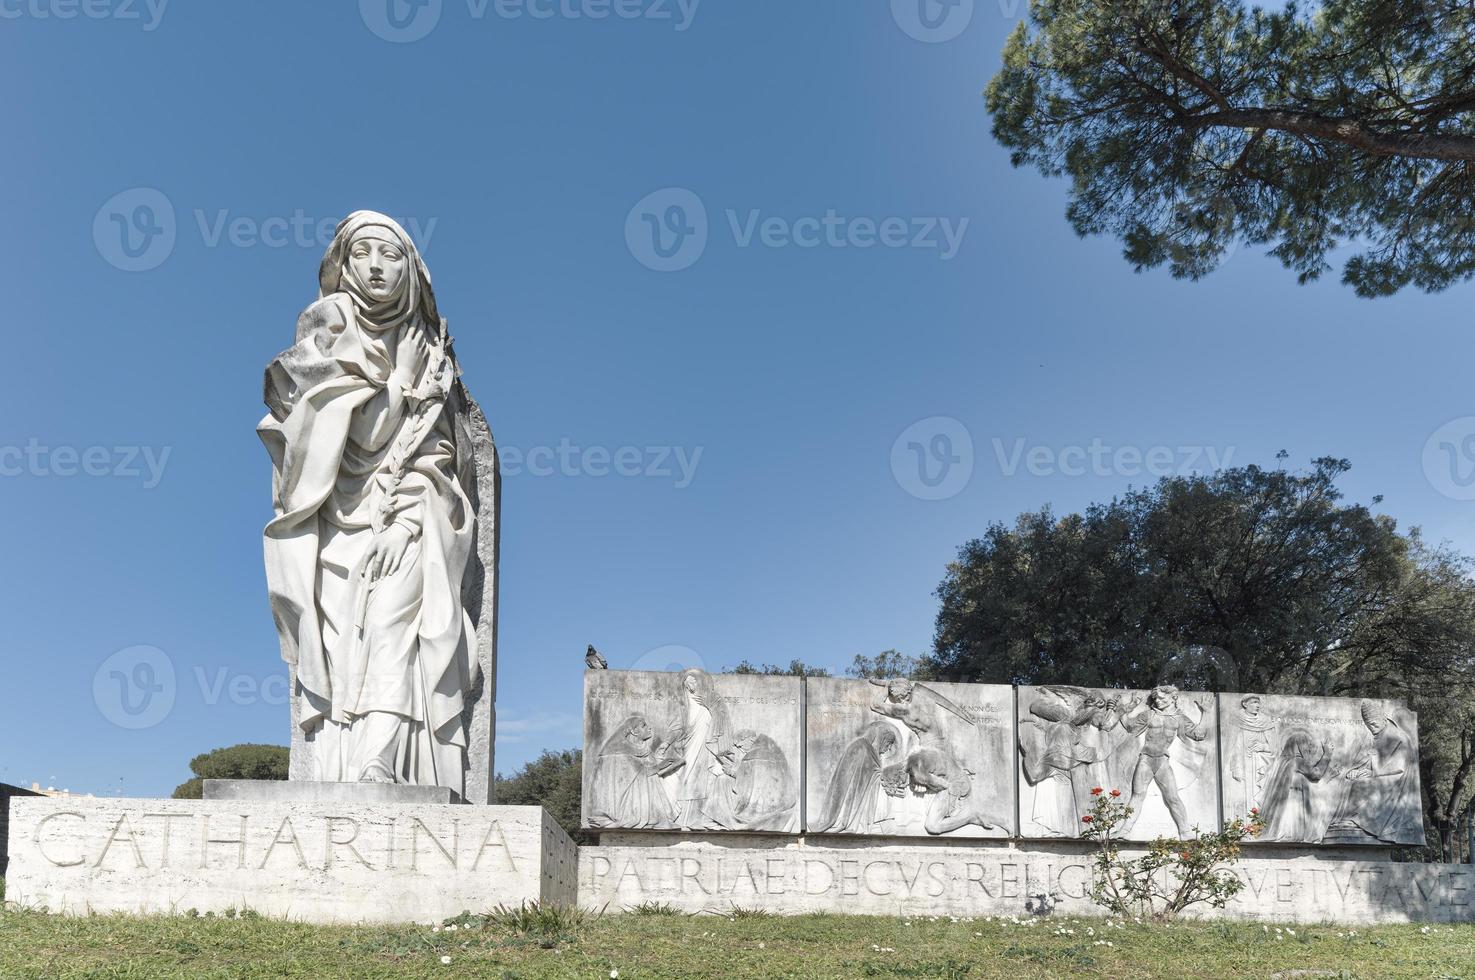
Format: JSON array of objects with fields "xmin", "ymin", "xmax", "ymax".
[
  {"xmin": 432, "ymin": 926, "xmax": 441, "ymax": 933},
  {"xmin": 758, "ymin": 943, "xmax": 765, "ymax": 950},
  {"xmin": 1420, "ymin": 926, "xmax": 1431, "ymax": 934},
  {"xmin": 439, "ymin": 956, "xmax": 451, "ymax": 965},
  {"xmin": 1286, "ymin": 929, "xmax": 1295, "ymax": 937},
  {"xmin": 609, "ymin": 971, "xmax": 619, "ymax": 979}
]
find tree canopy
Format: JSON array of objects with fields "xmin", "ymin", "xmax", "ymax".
[
  {"xmin": 495, "ymin": 749, "xmax": 588, "ymax": 844},
  {"xmin": 987, "ymin": 0, "xmax": 1475, "ymax": 295},
  {"xmin": 171, "ymin": 743, "xmax": 288, "ymax": 800}
]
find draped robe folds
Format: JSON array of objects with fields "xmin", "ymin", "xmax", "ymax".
[{"xmin": 259, "ymin": 290, "xmax": 479, "ymax": 796}]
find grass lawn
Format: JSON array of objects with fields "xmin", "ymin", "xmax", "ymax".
[{"xmin": 1, "ymin": 905, "xmax": 1472, "ymax": 979}]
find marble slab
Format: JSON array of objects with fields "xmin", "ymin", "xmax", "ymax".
[
  {"xmin": 805, "ymin": 677, "xmax": 1015, "ymax": 838},
  {"xmin": 582, "ymin": 669, "xmax": 802, "ymax": 834},
  {"xmin": 1221, "ymin": 693, "xmax": 1425, "ymax": 846},
  {"xmin": 1017, "ymin": 685, "xmax": 1219, "ymax": 841},
  {"xmin": 5, "ymin": 797, "xmax": 575, "ymax": 923}
]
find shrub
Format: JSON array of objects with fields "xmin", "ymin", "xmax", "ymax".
[{"xmin": 1080, "ymin": 786, "xmax": 1265, "ymax": 921}]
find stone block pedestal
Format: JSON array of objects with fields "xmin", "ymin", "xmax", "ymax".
[{"xmin": 5, "ymin": 796, "xmax": 576, "ymax": 924}]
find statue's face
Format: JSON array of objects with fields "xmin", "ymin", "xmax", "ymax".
[
  {"xmin": 1365, "ymin": 716, "xmax": 1386, "ymax": 735},
  {"xmin": 348, "ymin": 230, "xmax": 408, "ymax": 301},
  {"xmin": 1149, "ymin": 689, "xmax": 1173, "ymax": 711},
  {"xmin": 1243, "ymin": 697, "xmax": 1261, "ymax": 717},
  {"xmin": 683, "ymin": 674, "xmax": 698, "ymax": 694},
  {"xmin": 887, "ymin": 681, "xmax": 912, "ymax": 704}
]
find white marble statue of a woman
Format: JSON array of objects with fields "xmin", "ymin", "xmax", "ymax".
[{"xmin": 258, "ymin": 211, "xmax": 497, "ymax": 800}]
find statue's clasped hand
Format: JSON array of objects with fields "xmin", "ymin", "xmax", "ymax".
[{"xmin": 364, "ymin": 524, "xmax": 414, "ymax": 581}]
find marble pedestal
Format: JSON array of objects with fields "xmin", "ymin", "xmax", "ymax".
[
  {"xmin": 5, "ymin": 796, "xmax": 576, "ymax": 924},
  {"xmin": 579, "ymin": 833, "xmax": 1475, "ymax": 925},
  {"xmin": 203, "ymin": 779, "xmax": 459, "ymax": 805}
]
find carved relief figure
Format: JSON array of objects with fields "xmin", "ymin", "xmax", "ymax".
[
  {"xmin": 1117, "ymin": 686, "xmax": 1211, "ymax": 838},
  {"xmin": 260, "ymin": 211, "xmax": 485, "ymax": 796},
  {"xmin": 1227, "ymin": 695, "xmax": 1279, "ymax": 817},
  {"xmin": 587, "ymin": 715, "xmax": 679, "ymax": 829},
  {"xmin": 1259, "ymin": 728, "xmax": 1333, "ymax": 842},
  {"xmin": 584, "ymin": 668, "xmax": 800, "ymax": 833},
  {"xmin": 901, "ymin": 746, "xmax": 999, "ymax": 836},
  {"xmin": 719, "ymin": 730, "xmax": 797, "ymax": 830},
  {"xmin": 1323, "ymin": 700, "xmax": 1422, "ymax": 844},
  {"xmin": 869, "ymin": 679, "xmax": 975, "ymax": 750},
  {"xmin": 814, "ymin": 722, "xmax": 901, "ymax": 834},
  {"xmin": 1019, "ymin": 686, "xmax": 1098, "ymax": 836},
  {"xmin": 669, "ymin": 667, "xmax": 732, "ymax": 830}
]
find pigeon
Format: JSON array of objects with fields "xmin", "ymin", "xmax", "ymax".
[{"xmin": 585, "ymin": 644, "xmax": 608, "ymax": 670}]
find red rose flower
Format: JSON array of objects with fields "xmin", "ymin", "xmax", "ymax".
[
  {"xmin": 1250, "ymin": 807, "xmax": 1259, "ymax": 815},
  {"xmin": 1090, "ymin": 787, "xmax": 1104, "ymax": 796},
  {"xmin": 1179, "ymin": 851, "xmax": 1191, "ymax": 862},
  {"xmin": 1082, "ymin": 815, "xmax": 1094, "ymax": 823},
  {"xmin": 1109, "ymin": 789, "xmax": 1121, "ymax": 798}
]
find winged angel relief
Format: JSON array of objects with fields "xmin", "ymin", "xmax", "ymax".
[{"xmin": 813, "ymin": 680, "xmax": 1001, "ymax": 837}]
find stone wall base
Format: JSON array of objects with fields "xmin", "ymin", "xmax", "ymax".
[
  {"xmin": 5, "ymin": 797, "xmax": 576, "ymax": 924},
  {"xmin": 579, "ymin": 834, "xmax": 1475, "ymax": 925}
]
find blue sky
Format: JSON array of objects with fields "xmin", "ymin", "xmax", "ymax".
[{"xmin": 3, "ymin": 0, "xmax": 1473, "ymax": 797}]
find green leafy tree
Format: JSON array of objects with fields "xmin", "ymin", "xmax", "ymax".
[
  {"xmin": 171, "ymin": 744, "xmax": 288, "ymax": 800},
  {"xmin": 495, "ymin": 749, "xmax": 589, "ymax": 845},
  {"xmin": 726, "ymin": 659, "xmax": 831, "ymax": 677},
  {"xmin": 846, "ymin": 650, "xmax": 928, "ymax": 680},
  {"xmin": 987, "ymin": 0, "xmax": 1475, "ymax": 295}
]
